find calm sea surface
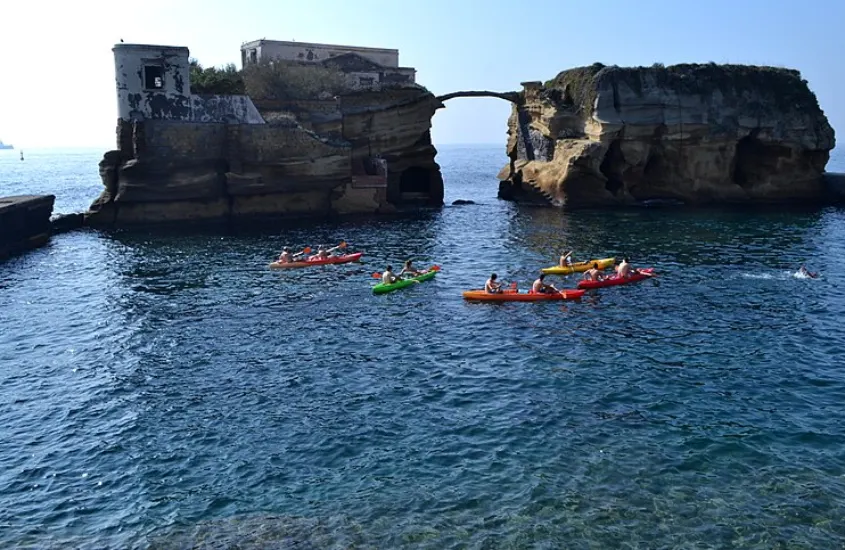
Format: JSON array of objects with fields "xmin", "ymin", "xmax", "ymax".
[{"xmin": 1, "ymin": 145, "xmax": 845, "ymax": 548}]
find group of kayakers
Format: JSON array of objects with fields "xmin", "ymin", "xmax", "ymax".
[
  {"xmin": 274, "ymin": 242, "xmax": 433, "ymax": 286},
  {"xmin": 484, "ymin": 252, "xmax": 644, "ymax": 294},
  {"xmin": 275, "ymin": 243, "xmax": 346, "ymax": 264}
]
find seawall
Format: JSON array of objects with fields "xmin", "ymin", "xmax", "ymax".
[{"xmin": 0, "ymin": 195, "xmax": 54, "ymax": 260}]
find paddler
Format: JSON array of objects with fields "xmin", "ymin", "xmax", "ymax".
[
  {"xmin": 382, "ymin": 265, "xmax": 400, "ymax": 285},
  {"xmin": 583, "ymin": 263, "xmax": 605, "ymax": 281},
  {"xmin": 399, "ymin": 259, "xmax": 423, "ymax": 278},
  {"xmin": 277, "ymin": 247, "xmax": 293, "ymax": 263},
  {"xmin": 531, "ymin": 273, "xmax": 559, "ymax": 294},
  {"xmin": 616, "ymin": 257, "xmax": 639, "ymax": 278},
  {"xmin": 309, "ymin": 246, "xmax": 330, "ymax": 261},
  {"xmin": 559, "ymin": 250, "xmax": 574, "ymax": 267},
  {"xmin": 485, "ymin": 273, "xmax": 503, "ymax": 294}
]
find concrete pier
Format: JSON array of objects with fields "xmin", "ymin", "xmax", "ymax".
[{"xmin": 0, "ymin": 195, "xmax": 55, "ymax": 260}]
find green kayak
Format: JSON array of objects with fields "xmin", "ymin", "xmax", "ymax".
[{"xmin": 372, "ymin": 268, "xmax": 439, "ymax": 295}]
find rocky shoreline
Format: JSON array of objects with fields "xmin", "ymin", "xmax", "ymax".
[{"xmin": 4, "ymin": 56, "xmax": 845, "ymax": 251}]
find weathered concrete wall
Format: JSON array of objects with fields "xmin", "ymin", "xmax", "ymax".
[
  {"xmin": 115, "ymin": 44, "xmax": 264, "ymax": 125},
  {"xmin": 241, "ymin": 39, "xmax": 399, "ymax": 67},
  {"xmin": 191, "ymin": 95, "xmax": 265, "ymax": 124},
  {"xmin": 114, "ymin": 44, "xmax": 192, "ymax": 121},
  {"xmin": 0, "ymin": 195, "xmax": 54, "ymax": 260}
]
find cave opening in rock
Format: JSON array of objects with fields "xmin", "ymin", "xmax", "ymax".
[
  {"xmin": 643, "ymin": 153, "xmax": 662, "ymax": 180},
  {"xmin": 733, "ymin": 133, "xmax": 765, "ymax": 188},
  {"xmin": 400, "ymin": 166, "xmax": 433, "ymax": 195},
  {"xmin": 599, "ymin": 140, "xmax": 625, "ymax": 196}
]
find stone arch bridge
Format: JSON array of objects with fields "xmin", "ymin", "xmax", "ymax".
[{"xmin": 436, "ymin": 90, "xmax": 522, "ymax": 105}]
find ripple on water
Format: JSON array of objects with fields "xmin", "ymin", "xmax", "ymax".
[{"xmin": 3, "ymin": 148, "xmax": 845, "ymax": 547}]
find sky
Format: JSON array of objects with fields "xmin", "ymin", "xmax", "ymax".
[{"xmin": 0, "ymin": 0, "xmax": 843, "ymax": 149}]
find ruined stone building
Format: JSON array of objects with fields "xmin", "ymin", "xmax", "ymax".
[{"xmin": 240, "ymin": 39, "xmax": 416, "ymax": 90}]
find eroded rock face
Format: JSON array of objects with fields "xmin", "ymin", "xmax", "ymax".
[
  {"xmin": 87, "ymin": 87, "xmax": 443, "ymax": 227},
  {"xmin": 498, "ymin": 64, "xmax": 836, "ymax": 207}
]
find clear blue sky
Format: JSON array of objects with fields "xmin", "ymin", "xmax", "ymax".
[{"xmin": 0, "ymin": 0, "xmax": 842, "ymax": 149}]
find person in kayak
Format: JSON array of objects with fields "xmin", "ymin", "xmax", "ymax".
[
  {"xmin": 583, "ymin": 263, "xmax": 605, "ymax": 282},
  {"xmin": 485, "ymin": 273, "xmax": 504, "ymax": 293},
  {"xmin": 531, "ymin": 273, "xmax": 559, "ymax": 294},
  {"xmin": 382, "ymin": 265, "xmax": 400, "ymax": 285},
  {"xmin": 277, "ymin": 247, "xmax": 294, "ymax": 263},
  {"xmin": 399, "ymin": 259, "xmax": 423, "ymax": 278},
  {"xmin": 308, "ymin": 246, "xmax": 330, "ymax": 261},
  {"xmin": 616, "ymin": 257, "xmax": 637, "ymax": 278},
  {"xmin": 559, "ymin": 250, "xmax": 575, "ymax": 267}
]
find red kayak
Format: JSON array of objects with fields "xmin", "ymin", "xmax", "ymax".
[
  {"xmin": 269, "ymin": 252, "xmax": 363, "ymax": 269},
  {"xmin": 577, "ymin": 268, "xmax": 655, "ymax": 289},
  {"xmin": 462, "ymin": 288, "xmax": 585, "ymax": 302}
]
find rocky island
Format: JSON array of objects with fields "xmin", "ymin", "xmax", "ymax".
[
  {"xmin": 79, "ymin": 43, "xmax": 841, "ymax": 228},
  {"xmin": 86, "ymin": 41, "xmax": 443, "ymax": 228},
  {"xmin": 497, "ymin": 63, "xmax": 837, "ymax": 207}
]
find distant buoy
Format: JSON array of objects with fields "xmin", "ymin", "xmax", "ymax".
[{"xmin": 20, "ymin": 151, "xmax": 24, "ymax": 161}]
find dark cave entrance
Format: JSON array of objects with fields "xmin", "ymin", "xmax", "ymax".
[
  {"xmin": 400, "ymin": 166, "xmax": 432, "ymax": 194},
  {"xmin": 397, "ymin": 166, "xmax": 443, "ymax": 205},
  {"xmin": 733, "ymin": 133, "xmax": 765, "ymax": 188},
  {"xmin": 599, "ymin": 140, "xmax": 625, "ymax": 196}
]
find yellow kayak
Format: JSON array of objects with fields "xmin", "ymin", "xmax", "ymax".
[{"xmin": 541, "ymin": 257, "xmax": 616, "ymax": 275}]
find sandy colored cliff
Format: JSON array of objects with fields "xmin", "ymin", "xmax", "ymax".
[
  {"xmin": 498, "ymin": 63, "xmax": 836, "ymax": 207},
  {"xmin": 87, "ymin": 86, "xmax": 443, "ymax": 227}
]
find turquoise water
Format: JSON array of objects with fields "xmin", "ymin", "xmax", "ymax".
[{"xmin": 2, "ymin": 146, "xmax": 845, "ymax": 548}]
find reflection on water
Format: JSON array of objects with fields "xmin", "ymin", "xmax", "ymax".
[{"xmin": 1, "ymin": 146, "xmax": 845, "ymax": 548}]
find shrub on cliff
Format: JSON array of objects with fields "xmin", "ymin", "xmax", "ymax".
[
  {"xmin": 189, "ymin": 59, "xmax": 246, "ymax": 95},
  {"xmin": 243, "ymin": 59, "xmax": 348, "ymax": 101},
  {"xmin": 544, "ymin": 62, "xmax": 822, "ymax": 116}
]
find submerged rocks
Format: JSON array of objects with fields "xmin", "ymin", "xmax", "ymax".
[
  {"xmin": 498, "ymin": 64, "xmax": 836, "ymax": 208},
  {"xmin": 51, "ymin": 213, "xmax": 85, "ymax": 234}
]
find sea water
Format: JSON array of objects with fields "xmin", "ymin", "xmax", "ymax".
[{"xmin": 1, "ymin": 146, "xmax": 844, "ymax": 548}]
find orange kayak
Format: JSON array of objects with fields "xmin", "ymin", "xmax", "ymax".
[
  {"xmin": 462, "ymin": 288, "xmax": 585, "ymax": 302},
  {"xmin": 269, "ymin": 252, "xmax": 363, "ymax": 269}
]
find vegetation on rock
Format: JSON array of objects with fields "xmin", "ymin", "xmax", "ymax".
[
  {"xmin": 243, "ymin": 59, "xmax": 348, "ymax": 100},
  {"xmin": 189, "ymin": 60, "xmax": 245, "ymax": 95},
  {"xmin": 543, "ymin": 63, "xmax": 823, "ymax": 116},
  {"xmin": 189, "ymin": 57, "xmax": 428, "ymax": 101}
]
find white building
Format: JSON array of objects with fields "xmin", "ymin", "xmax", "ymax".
[
  {"xmin": 112, "ymin": 43, "xmax": 263, "ymax": 123},
  {"xmin": 240, "ymin": 39, "xmax": 416, "ymax": 89},
  {"xmin": 240, "ymin": 39, "xmax": 399, "ymax": 67}
]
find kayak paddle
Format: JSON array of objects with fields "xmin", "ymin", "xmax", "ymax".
[{"xmin": 291, "ymin": 246, "xmax": 311, "ymax": 260}]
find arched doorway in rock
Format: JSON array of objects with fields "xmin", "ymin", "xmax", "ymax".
[
  {"xmin": 432, "ymin": 91, "xmax": 522, "ymax": 204},
  {"xmin": 398, "ymin": 166, "xmax": 443, "ymax": 205}
]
